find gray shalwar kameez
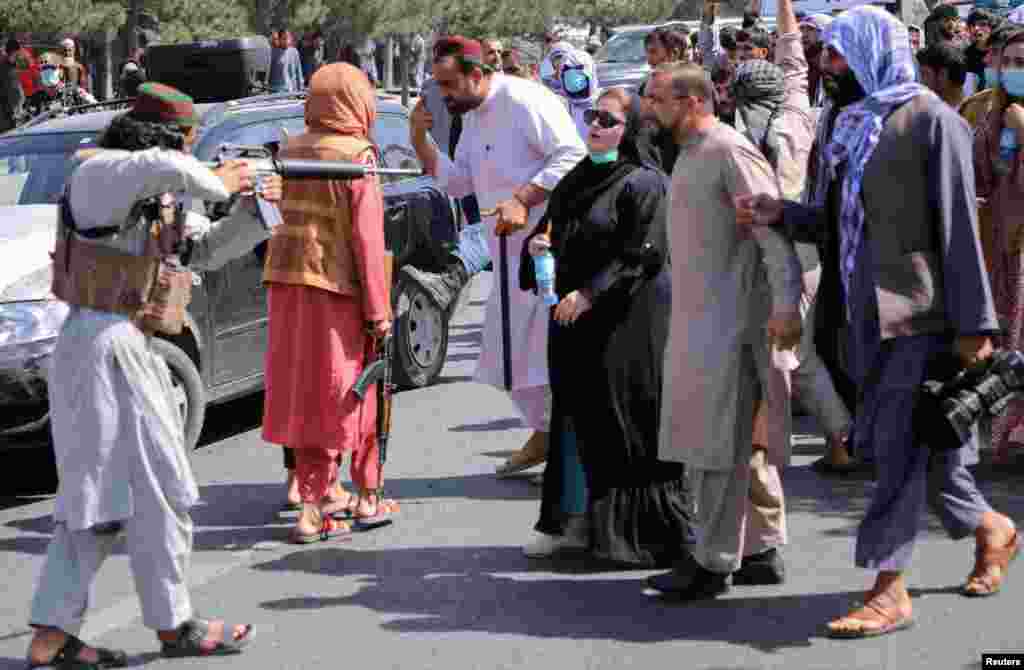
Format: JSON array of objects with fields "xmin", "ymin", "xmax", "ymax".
[
  {"xmin": 30, "ymin": 148, "xmax": 270, "ymax": 633},
  {"xmin": 659, "ymin": 121, "xmax": 803, "ymax": 575}
]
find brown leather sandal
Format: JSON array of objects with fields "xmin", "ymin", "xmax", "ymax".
[
  {"xmin": 963, "ymin": 529, "xmax": 1020, "ymax": 597},
  {"xmin": 826, "ymin": 598, "xmax": 915, "ymax": 639}
]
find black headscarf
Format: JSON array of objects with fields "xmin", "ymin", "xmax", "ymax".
[
  {"xmin": 543, "ymin": 92, "xmax": 661, "ymax": 226},
  {"xmin": 520, "ymin": 92, "xmax": 664, "ymax": 291}
]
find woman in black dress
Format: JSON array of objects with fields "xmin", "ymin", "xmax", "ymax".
[{"xmin": 521, "ymin": 87, "xmax": 695, "ymax": 567}]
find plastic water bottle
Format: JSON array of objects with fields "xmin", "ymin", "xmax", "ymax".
[
  {"xmin": 996, "ymin": 127, "xmax": 1019, "ymax": 176},
  {"xmin": 533, "ymin": 250, "xmax": 558, "ymax": 306}
]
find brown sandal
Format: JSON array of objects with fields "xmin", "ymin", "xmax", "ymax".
[
  {"xmin": 826, "ymin": 597, "xmax": 915, "ymax": 639},
  {"xmin": 963, "ymin": 529, "xmax": 1020, "ymax": 597}
]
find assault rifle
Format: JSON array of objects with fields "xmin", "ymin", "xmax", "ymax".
[
  {"xmin": 206, "ymin": 143, "xmax": 424, "ymax": 183},
  {"xmin": 205, "ymin": 144, "xmax": 423, "ymax": 230},
  {"xmin": 351, "ymin": 252, "xmax": 396, "ymax": 529}
]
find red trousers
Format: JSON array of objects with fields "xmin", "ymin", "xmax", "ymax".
[{"xmin": 293, "ymin": 439, "xmax": 381, "ymax": 503}]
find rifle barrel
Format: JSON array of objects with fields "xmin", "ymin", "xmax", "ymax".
[{"xmin": 203, "ymin": 158, "xmax": 423, "ymax": 180}]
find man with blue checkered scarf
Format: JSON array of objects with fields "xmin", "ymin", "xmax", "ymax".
[{"xmin": 736, "ymin": 5, "xmax": 1018, "ymax": 638}]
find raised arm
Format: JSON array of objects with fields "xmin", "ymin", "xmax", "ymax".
[
  {"xmin": 699, "ymin": 0, "xmax": 723, "ymax": 70},
  {"xmin": 774, "ymin": 0, "xmax": 809, "ymax": 108},
  {"xmin": 409, "ymin": 98, "xmax": 475, "ymax": 198}
]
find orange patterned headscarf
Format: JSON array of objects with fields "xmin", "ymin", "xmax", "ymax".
[{"xmin": 305, "ymin": 63, "xmax": 376, "ymax": 138}]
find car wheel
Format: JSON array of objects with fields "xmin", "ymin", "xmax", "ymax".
[
  {"xmin": 152, "ymin": 337, "xmax": 206, "ymax": 451},
  {"xmin": 391, "ymin": 275, "xmax": 449, "ymax": 389}
]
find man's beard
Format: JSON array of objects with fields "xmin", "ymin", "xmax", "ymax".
[
  {"xmin": 444, "ymin": 94, "xmax": 482, "ymax": 115},
  {"xmin": 805, "ymin": 41, "xmax": 822, "ymax": 62},
  {"xmin": 822, "ymin": 68, "xmax": 866, "ymax": 108}
]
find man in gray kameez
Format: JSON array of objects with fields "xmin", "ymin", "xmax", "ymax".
[
  {"xmin": 25, "ymin": 84, "xmax": 274, "ymax": 667},
  {"xmin": 737, "ymin": 7, "xmax": 1018, "ymax": 638},
  {"xmin": 644, "ymin": 62, "xmax": 804, "ymax": 601}
]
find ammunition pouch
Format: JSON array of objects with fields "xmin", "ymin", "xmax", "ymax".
[{"xmin": 50, "ymin": 190, "xmax": 193, "ymax": 335}]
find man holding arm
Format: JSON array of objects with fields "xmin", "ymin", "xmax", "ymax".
[{"xmin": 736, "ymin": 7, "xmax": 1017, "ymax": 638}]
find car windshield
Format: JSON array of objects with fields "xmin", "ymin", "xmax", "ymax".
[
  {"xmin": 0, "ymin": 132, "xmax": 100, "ymax": 206},
  {"xmin": 596, "ymin": 30, "xmax": 649, "ymax": 64}
]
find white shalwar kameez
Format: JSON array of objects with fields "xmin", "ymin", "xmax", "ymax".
[
  {"xmin": 433, "ymin": 74, "xmax": 586, "ymax": 428},
  {"xmin": 30, "ymin": 148, "xmax": 271, "ymax": 634}
]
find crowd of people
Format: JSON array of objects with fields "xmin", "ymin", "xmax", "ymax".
[
  {"xmin": 0, "ymin": 37, "xmax": 97, "ymax": 131},
  {"xmin": 404, "ymin": 0, "xmax": 1022, "ymax": 641},
  {"xmin": 11, "ymin": 0, "xmax": 1024, "ymax": 666}
]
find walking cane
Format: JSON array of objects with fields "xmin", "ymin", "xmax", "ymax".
[{"xmin": 482, "ymin": 207, "xmax": 513, "ymax": 391}]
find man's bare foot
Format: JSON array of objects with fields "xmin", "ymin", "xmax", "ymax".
[
  {"xmin": 157, "ymin": 619, "xmax": 249, "ymax": 644},
  {"xmin": 827, "ymin": 572, "xmax": 913, "ymax": 638},
  {"xmin": 964, "ymin": 512, "xmax": 1019, "ymax": 596},
  {"xmin": 977, "ymin": 512, "xmax": 1016, "ymax": 550}
]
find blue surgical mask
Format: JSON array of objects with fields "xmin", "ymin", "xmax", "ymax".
[
  {"xmin": 985, "ymin": 66, "xmax": 999, "ymax": 88},
  {"xmin": 589, "ymin": 149, "xmax": 619, "ymax": 164},
  {"xmin": 40, "ymin": 69, "xmax": 60, "ymax": 87},
  {"xmin": 1002, "ymin": 68, "xmax": 1024, "ymax": 98},
  {"xmin": 561, "ymin": 65, "xmax": 591, "ymax": 100}
]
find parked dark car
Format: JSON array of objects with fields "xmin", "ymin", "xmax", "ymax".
[{"xmin": 0, "ymin": 92, "xmax": 461, "ymax": 491}]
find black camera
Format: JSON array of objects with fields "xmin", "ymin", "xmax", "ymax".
[{"xmin": 917, "ymin": 349, "xmax": 1024, "ymax": 451}]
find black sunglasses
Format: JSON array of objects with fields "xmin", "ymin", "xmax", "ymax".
[{"xmin": 583, "ymin": 109, "xmax": 625, "ymax": 129}]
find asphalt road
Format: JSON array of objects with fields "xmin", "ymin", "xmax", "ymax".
[{"xmin": 1, "ymin": 273, "xmax": 1022, "ymax": 670}]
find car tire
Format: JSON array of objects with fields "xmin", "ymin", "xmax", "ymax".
[
  {"xmin": 152, "ymin": 337, "xmax": 206, "ymax": 451},
  {"xmin": 391, "ymin": 275, "xmax": 449, "ymax": 389}
]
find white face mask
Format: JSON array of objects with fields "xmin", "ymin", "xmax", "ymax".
[{"xmin": 1002, "ymin": 68, "xmax": 1024, "ymax": 98}]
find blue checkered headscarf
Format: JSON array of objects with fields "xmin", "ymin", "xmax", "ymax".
[{"xmin": 808, "ymin": 6, "xmax": 935, "ymax": 317}]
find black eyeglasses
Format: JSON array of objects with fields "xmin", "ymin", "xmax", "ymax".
[{"xmin": 583, "ymin": 109, "xmax": 625, "ymax": 129}]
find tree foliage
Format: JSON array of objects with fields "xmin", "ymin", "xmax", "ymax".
[
  {"xmin": 566, "ymin": 0, "xmax": 677, "ymax": 34},
  {"xmin": 154, "ymin": 0, "xmax": 252, "ymax": 42},
  {"xmin": 0, "ymin": 0, "xmax": 690, "ymax": 48},
  {"xmin": 0, "ymin": 0, "xmax": 123, "ymax": 37}
]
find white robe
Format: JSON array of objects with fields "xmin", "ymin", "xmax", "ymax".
[
  {"xmin": 435, "ymin": 74, "xmax": 586, "ymax": 392},
  {"xmin": 51, "ymin": 148, "xmax": 271, "ymax": 530}
]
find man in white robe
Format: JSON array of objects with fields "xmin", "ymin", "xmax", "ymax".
[{"xmin": 408, "ymin": 36, "xmax": 586, "ymax": 472}]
